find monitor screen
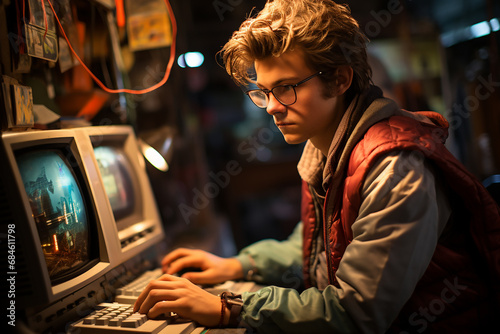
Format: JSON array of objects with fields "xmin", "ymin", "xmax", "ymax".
[
  {"xmin": 93, "ymin": 146, "xmax": 135, "ymax": 221},
  {"xmin": 15, "ymin": 148, "xmax": 95, "ymax": 285}
]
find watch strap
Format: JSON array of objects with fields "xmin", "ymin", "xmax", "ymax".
[{"xmin": 221, "ymin": 292, "xmax": 243, "ymax": 327}]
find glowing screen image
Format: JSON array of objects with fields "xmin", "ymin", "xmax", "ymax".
[
  {"xmin": 16, "ymin": 149, "xmax": 90, "ymax": 282},
  {"xmin": 93, "ymin": 146, "xmax": 135, "ymax": 220}
]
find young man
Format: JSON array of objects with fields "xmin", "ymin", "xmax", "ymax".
[{"xmin": 134, "ymin": 0, "xmax": 500, "ymax": 332}]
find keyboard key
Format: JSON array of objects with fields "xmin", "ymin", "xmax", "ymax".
[
  {"xmin": 95, "ymin": 317, "xmax": 110, "ymax": 325},
  {"xmin": 121, "ymin": 318, "xmax": 141, "ymax": 328},
  {"xmin": 131, "ymin": 314, "xmax": 148, "ymax": 325},
  {"xmin": 125, "ymin": 290, "xmax": 135, "ymax": 296},
  {"xmin": 108, "ymin": 318, "xmax": 122, "ymax": 326}
]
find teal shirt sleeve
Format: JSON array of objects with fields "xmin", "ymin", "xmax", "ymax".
[
  {"xmin": 234, "ymin": 222, "xmax": 303, "ymax": 288},
  {"xmin": 232, "ymin": 224, "xmax": 358, "ymax": 333},
  {"xmin": 240, "ymin": 285, "xmax": 358, "ymax": 333}
]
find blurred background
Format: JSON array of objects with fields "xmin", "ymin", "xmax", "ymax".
[{"xmin": 1, "ymin": 0, "xmax": 499, "ymax": 255}]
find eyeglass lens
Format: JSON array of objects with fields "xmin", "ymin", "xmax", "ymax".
[
  {"xmin": 247, "ymin": 72, "xmax": 323, "ymax": 108},
  {"xmin": 248, "ymin": 85, "xmax": 296, "ymax": 108}
]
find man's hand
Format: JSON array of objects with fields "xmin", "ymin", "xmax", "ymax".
[
  {"xmin": 161, "ymin": 248, "xmax": 244, "ymax": 285},
  {"xmin": 133, "ymin": 274, "xmax": 230, "ymax": 327}
]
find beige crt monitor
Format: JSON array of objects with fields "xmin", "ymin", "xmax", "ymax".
[
  {"xmin": 77, "ymin": 125, "xmax": 165, "ymax": 264},
  {"xmin": 0, "ymin": 125, "xmax": 166, "ymax": 333},
  {"xmin": 0, "ymin": 128, "xmax": 121, "ymax": 308}
]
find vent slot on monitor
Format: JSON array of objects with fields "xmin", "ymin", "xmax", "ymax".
[{"xmin": 120, "ymin": 226, "xmax": 156, "ymax": 248}]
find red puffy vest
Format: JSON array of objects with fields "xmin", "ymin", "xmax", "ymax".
[{"xmin": 301, "ymin": 112, "xmax": 500, "ymax": 331}]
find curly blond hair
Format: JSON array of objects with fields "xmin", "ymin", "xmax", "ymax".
[{"xmin": 220, "ymin": 0, "xmax": 372, "ymax": 100}]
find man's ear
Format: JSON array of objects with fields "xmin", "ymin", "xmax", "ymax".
[{"xmin": 335, "ymin": 65, "xmax": 353, "ymax": 95}]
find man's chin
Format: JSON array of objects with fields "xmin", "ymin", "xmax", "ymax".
[{"xmin": 281, "ymin": 134, "xmax": 306, "ymax": 145}]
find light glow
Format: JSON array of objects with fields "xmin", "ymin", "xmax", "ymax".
[
  {"xmin": 470, "ymin": 21, "xmax": 490, "ymax": 38},
  {"xmin": 491, "ymin": 18, "xmax": 500, "ymax": 32},
  {"xmin": 53, "ymin": 234, "xmax": 59, "ymax": 252},
  {"xmin": 140, "ymin": 141, "xmax": 169, "ymax": 172},
  {"xmin": 441, "ymin": 18, "xmax": 500, "ymax": 47},
  {"xmin": 177, "ymin": 52, "xmax": 204, "ymax": 68}
]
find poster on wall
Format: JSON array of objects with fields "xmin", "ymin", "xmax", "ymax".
[
  {"xmin": 126, "ymin": 0, "xmax": 172, "ymax": 51},
  {"xmin": 25, "ymin": 24, "xmax": 58, "ymax": 62},
  {"xmin": 25, "ymin": 0, "xmax": 58, "ymax": 62},
  {"xmin": 27, "ymin": 0, "xmax": 56, "ymax": 31},
  {"xmin": 11, "ymin": 84, "xmax": 34, "ymax": 128},
  {"xmin": 1, "ymin": 76, "xmax": 34, "ymax": 129}
]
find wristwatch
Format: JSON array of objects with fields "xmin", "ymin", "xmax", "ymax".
[{"xmin": 221, "ymin": 291, "xmax": 243, "ymax": 326}]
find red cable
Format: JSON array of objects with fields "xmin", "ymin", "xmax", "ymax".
[
  {"xmin": 45, "ymin": 0, "xmax": 177, "ymax": 95},
  {"xmin": 115, "ymin": 0, "xmax": 125, "ymax": 28}
]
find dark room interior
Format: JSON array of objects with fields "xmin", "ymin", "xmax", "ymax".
[{"xmin": 1, "ymin": 0, "xmax": 499, "ymax": 333}]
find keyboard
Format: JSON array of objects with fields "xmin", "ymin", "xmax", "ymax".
[
  {"xmin": 69, "ymin": 302, "xmax": 198, "ymax": 334},
  {"xmin": 115, "ymin": 267, "xmax": 259, "ymax": 304},
  {"xmin": 70, "ymin": 269, "xmax": 259, "ymax": 334},
  {"xmin": 115, "ymin": 268, "xmax": 164, "ymax": 304}
]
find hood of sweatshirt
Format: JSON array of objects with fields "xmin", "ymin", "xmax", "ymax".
[{"xmin": 297, "ymin": 85, "xmax": 436, "ymax": 196}]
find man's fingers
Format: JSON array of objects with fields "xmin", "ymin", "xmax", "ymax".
[
  {"xmin": 181, "ymin": 271, "xmax": 215, "ymax": 285},
  {"xmin": 133, "ymin": 276, "xmax": 180, "ymax": 312},
  {"xmin": 161, "ymin": 248, "xmax": 193, "ymax": 267},
  {"xmin": 147, "ymin": 300, "xmax": 178, "ymax": 319},
  {"xmin": 138, "ymin": 285, "xmax": 183, "ymax": 315},
  {"xmin": 165, "ymin": 257, "xmax": 204, "ymax": 275}
]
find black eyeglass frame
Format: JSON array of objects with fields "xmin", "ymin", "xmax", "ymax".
[{"xmin": 245, "ymin": 71, "xmax": 325, "ymax": 108}]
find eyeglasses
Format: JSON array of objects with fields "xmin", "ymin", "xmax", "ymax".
[{"xmin": 245, "ymin": 71, "xmax": 324, "ymax": 109}]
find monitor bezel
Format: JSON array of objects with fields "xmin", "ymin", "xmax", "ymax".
[{"xmin": 1, "ymin": 130, "xmax": 120, "ymax": 306}]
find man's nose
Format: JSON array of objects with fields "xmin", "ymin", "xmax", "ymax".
[{"xmin": 266, "ymin": 93, "xmax": 286, "ymax": 115}]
